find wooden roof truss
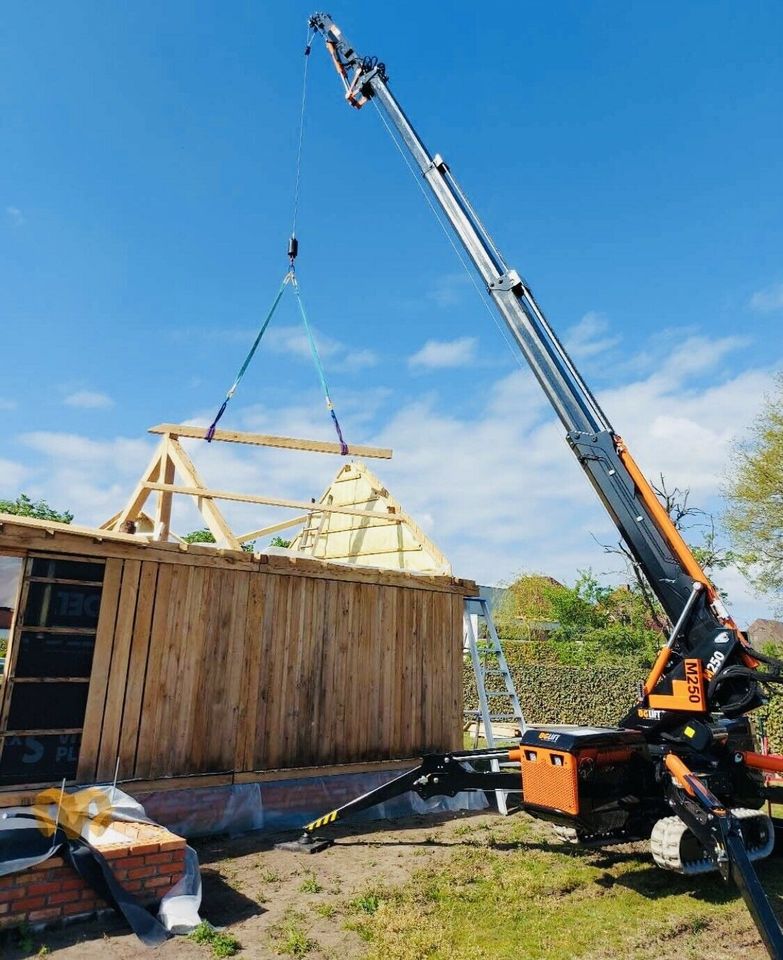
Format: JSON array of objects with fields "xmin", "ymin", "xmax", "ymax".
[{"xmin": 102, "ymin": 423, "xmax": 400, "ymax": 552}]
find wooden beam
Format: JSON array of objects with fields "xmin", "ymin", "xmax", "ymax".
[
  {"xmin": 112, "ymin": 441, "xmax": 166, "ymax": 531},
  {"xmin": 153, "ymin": 437, "xmax": 176, "ymax": 541},
  {"xmin": 149, "ymin": 423, "xmax": 393, "ymax": 460},
  {"xmin": 0, "ymin": 515, "xmax": 476, "ymax": 592},
  {"xmin": 0, "ymin": 760, "xmax": 420, "ymax": 806},
  {"xmin": 236, "ymin": 514, "xmax": 310, "ymax": 543},
  {"xmin": 145, "ymin": 482, "xmax": 403, "ymax": 524},
  {"xmin": 165, "ymin": 439, "xmax": 241, "ymax": 550}
]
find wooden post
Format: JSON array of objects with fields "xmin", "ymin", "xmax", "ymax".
[
  {"xmin": 165, "ymin": 438, "xmax": 241, "ymax": 550},
  {"xmin": 153, "ymin": 437, "xmax": 176, "ymax": 541},
  {"xmin": 112, "ymin": 442, "xmax": 166, "ymax": 532}
]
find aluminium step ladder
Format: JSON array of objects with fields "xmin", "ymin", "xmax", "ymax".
[{"xmin": 463, "ymin": 595, "xmax": 526, "ymax": 815}]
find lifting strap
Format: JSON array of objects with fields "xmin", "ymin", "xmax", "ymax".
[
  {"xmin": 205, "ymin": 23, "xmax": 350, "ymax": 454},
  {"xmin": 291, "ymin": 275, "xmax": 349, "ymax": 455},
  {"xmin": 205, "ymin": 267, "xmax": 351, "ymax": 452},
  {"xmin": 205, "ymin": 272, "xmax": 291, "ymax": 441}
]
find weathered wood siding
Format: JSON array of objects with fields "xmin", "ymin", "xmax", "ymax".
[{"xmin": 0, "ymin": 516, "xmax": 469, "ymax": 788}]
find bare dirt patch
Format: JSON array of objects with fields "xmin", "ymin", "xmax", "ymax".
[
  {"xmin": 2, "ymin": 809, "xmax": 780, "ymax": 960},
  {"xmin": 0, "ymin": 811, "xmax": 485, "ymax": 960}
]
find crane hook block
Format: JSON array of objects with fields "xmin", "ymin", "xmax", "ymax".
[{"xmin": 288, "ymin": 234, "xmax": 299, "ymax": 262}]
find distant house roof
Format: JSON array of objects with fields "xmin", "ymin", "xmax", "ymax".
[{"xmin": 748, "ymin": 619, "xmax": 783, "ymax": 646}]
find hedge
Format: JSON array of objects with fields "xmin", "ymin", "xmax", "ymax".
[{"xmin": 464, "ymin": 641, "xmax": 783, "ymax": 752}]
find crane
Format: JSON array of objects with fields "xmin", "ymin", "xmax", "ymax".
[{"xmin": 287, "ymin": 14, "xmax": 783, "ymax": 958}]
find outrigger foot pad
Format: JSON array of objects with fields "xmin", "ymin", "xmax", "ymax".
[{"xmin": 274, "ymin": 832, "xmax": 334, "ymax": 854}]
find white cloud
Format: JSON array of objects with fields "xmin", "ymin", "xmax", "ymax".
[
  {"xmin": 5, "ymin": 206, "xmax": 24, "ymax": 226},
  {"xmin": 19, "ymin": 431, "xmax": 152, "ymax": 466},
  {"xmin": 565, "ymin": 311, "xmax": 621, "ymax": 359},
  {"xmin": 339, "ymin": 348, "xmax": 378, "ymax": 373},
  {"xmin": 264, "ymin": 324, "xmax": 378, "ymax": 373},
  {"xmin": 0, "ymin": 458, "xmax": 30, "ymax": 494},
  {"xmin": 3, "ymin": 433, "xmax": 155, "ymax": 529},
  {"xmin": 64, "ymin": 390, "xmax": 114, "ymax": 409},
  {"xmin": 4, "ymin": 327, "xmax": 779, "ymax": 627},
  {"xmin": 170, "ymin": 320, "xmax": 378, "ymax": 374},
  {"xmin": 408, "ymin": 336, "xmax": 478, "ymax": 369},
  {"xmin": 378, "ymin": 335, "xmax": 778, "ymax": 626},
  {"xmin": 427, "ymin": 272, "xmax": 471, "ymax": 308},
  {"xmin": 7, "ymin": 386, "xmax": 390, "ymax": 533},
  {"xmin": 749, "ymin": 283, "xmax": 783, "ymax": 314}
]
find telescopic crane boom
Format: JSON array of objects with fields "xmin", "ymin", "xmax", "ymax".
[
  {"xmin": 308, "ymin": 12, "xmax": 770, "ymax": 730},
  {"xmin": 294, "ymin": 16, "xmax": 783, "ymax": 959}
]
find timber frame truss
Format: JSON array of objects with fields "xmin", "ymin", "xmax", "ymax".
[{"xmin": 102, "ymin": 423, "xmax": 399, "ymax": 551}]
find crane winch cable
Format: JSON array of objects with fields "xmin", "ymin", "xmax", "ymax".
[{"xmin": 204, "ymin": 25, "xmax": 350, "ymax": 451}]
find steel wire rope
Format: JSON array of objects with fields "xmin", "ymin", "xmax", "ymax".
[
  {"xmin": 370, "ymin": 99, "xmax": 527, "ymax": 373},
  {"xmin": 291, "ymin": 25, "xmax": 316, "ymax": 242}
]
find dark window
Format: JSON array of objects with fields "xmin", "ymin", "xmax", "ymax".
[
  {"xmin": 24, "ymin": 583, "xmax": 102, "ymax": 630},
  {"xmin": 7, "ymin": 682, "xmax": 88, "ymax": 731},
  {"xmin": 0, "ymin": 556, "xmax": 107, "ymax": 785},
  {"xmin": 15, "ymin": 631, "xmax": 95, "ymax": 678},
  {"xmin": 30, "ymin": 558, "xmax": 104, "ymax": 582}
]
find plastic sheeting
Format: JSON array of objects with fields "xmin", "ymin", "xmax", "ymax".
[
  {"xmin": 157, "ymin": 846, "xmax": 202, "ymax": 934},
  {"xmin": 0, "ymin": 786, "xmax": 201, "ymax": 936},
  {"xmin": 138, "ymin": 769, "xmax": 488, "ymax": 839},
  {"xmin": 139, "ymin": 782, "xmax": 265, "ymax": 839}
]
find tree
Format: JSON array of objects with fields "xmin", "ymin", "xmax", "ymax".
[
  {"xmin": 270, "ymin": 536, "xmax": 292, "ymax": 548},
  {"xmin": 495, "ymin": 570, "xmax": 662, "ymax": 666},
  {"xmin": 182, "ymin": 529, "xmax": 255, "ymax": 553},
  {"xmin": 0, "ymin": 493, "xmax": 73, "ymax": 524},
  {"xmin": 182, "ymin": 528, "xmax": 217, "ymax": 545},
  {"xmin": 495, "ymin": 574, "xmax": 570, "ymax": 642},
  {"xmin": 724, "ymin": 373, "xmax": 783, "ymax": 609},
  {"xmin": 597, "ymin": 474, "xmax": 736, "ymax": 631}
]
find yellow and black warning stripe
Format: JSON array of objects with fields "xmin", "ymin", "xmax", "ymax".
[{"xmin": 305, "ymin": 810, "xmax": 339, "ymax": 832}]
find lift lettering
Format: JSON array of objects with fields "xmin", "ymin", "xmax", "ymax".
[
  {"xmin": 685, "ymin": 659, "xmax": 703, "ymax": 705},
  {"xmin": 705, "ymin": 650, "xmax": 725, "ymax": 679}
]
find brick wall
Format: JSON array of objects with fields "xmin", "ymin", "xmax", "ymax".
[{"xmin": 0, "ymin": 822, "xmax": 186, "ymax": 932}]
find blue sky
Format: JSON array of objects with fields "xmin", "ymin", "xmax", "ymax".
[{"xmin": 2, "ymin": 2, "xmax": 782, "ymax": 624}]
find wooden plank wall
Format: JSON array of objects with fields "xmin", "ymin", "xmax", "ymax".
[{"xmin": 72, "ymin": 556, "xmax": 464, "ymax": 783}]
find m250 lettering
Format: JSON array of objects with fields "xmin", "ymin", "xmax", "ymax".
[
  {"xmin": 706, "ymin": 650, "xmax": 725, "ymax": 678},
  {"xmin": 685, "ymin": 659, "xmax": 702, "ymax": 705}
]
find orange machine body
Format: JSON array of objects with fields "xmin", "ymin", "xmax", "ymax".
[{"xmin": 510, "ymin": 726, "xmax": 651, "ymax": 830}]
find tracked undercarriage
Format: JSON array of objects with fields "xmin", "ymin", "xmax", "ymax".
[{"xmin": 650, "ymin": 809, "xmax": 775, "ymax": 876}]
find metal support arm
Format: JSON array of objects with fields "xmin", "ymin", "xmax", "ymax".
[
  {"xmin": 308, "ymin": 12, "xmax": 732, "ymax": 645},
  {"xmin": 301, "ymin": 750, "xmax": 520, "ymax": 836}
]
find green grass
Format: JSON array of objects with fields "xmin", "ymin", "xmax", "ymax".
[
  {"xmin": 350, "ymin": 891, "xmax": 383, "ymax": 915},
  {"xmin": 299, "ymin": 873, "xmax": 323, "ymax": 894},
  {"xmin": 341, "ymin": 816, "xmax": 782, "ymax": 960},
  {"xmin": 188, "ymin": 921, "xmax": 241, "ymax": 958},
  {"xmin": 270, "ymin": 912, "xmax": 318, "ymax": 957},
  {"xmin": 313, "ymin": 902, "xmax": 338, "ymax": 919}
]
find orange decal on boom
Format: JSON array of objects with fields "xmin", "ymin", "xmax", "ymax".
[
  {"xmin": 648, "ymin": 658, "xmax": 706, "ymax": 712},
  {"xmin": 616, "ymin": 438, "xmax": 758, "ymax": 693}
]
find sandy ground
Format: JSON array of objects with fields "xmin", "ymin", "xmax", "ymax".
[
  {"xmin": 1, "ymin": 810, "xmax": 491, "ymax": 960},
  {"xmin": 3, "ymin": 808, "xmax": 780, "ymax": 960}
]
